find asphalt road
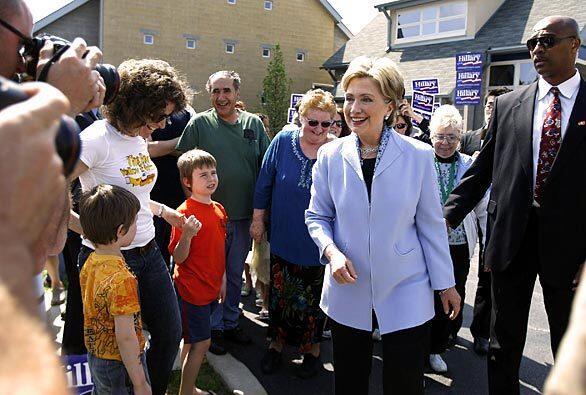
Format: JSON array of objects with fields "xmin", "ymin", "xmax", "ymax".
[{"xmin": 228, "ymin": 246, "xmax": 554, "ymax": 395}]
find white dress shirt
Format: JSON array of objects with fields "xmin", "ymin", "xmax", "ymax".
[{"xmin": 532, "ymin": 70, "xmax": 581, "ymax": 188}]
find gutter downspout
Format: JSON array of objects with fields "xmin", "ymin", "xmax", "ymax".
[{"xmin": 379, "ymin": 7, "xmax": 392, "ymax": 52}]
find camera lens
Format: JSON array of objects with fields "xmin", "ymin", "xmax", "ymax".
[
  {"xmin": 94, "ymin": 64, "xmax": 120, "ymax": 105},
  {"xmin": 0, "ymin": 76, "xmax": 81, "ymax": 177}
]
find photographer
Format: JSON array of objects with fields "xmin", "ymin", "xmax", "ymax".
[
  {"xmin": 0, "ymin": 0, "xmax": 106, "ymax": 114},
  {"xmin": 0, "ymin": 79, "xmax": 70, "ymax": 394}
]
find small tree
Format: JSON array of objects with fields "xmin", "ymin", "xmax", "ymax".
[{"xmin": 262, "ymin": 43, "xmax": 291, "ymax": 132}]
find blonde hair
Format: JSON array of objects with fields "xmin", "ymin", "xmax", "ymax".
[
  {"xmin": 298, "ymin": 89, "xmax": 337, "ymax": 118},
  {"xmin": 429, "ymin": 105, "xmax": 463, "ymax": 136},
  {"xmin": 341, "ymin": 56, "xmax": 405, "ymax": 123},
  {"xmin": 177, "ymin": 149, "xmax": 217, "ymax": 181}
]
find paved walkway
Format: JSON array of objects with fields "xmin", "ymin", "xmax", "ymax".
[{"xmin": 227, "ymin": 248, "xmax": 554, "ymax": 394}]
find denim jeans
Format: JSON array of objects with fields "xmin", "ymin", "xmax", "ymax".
[
  {"xmin": 88, "ymin": 353, "xmax": 149, "ymax": 394},
  {"xmin": 211, "ymin": 219, "xmax": 252, "ymax": 331},
  {"xmin": 79, "ymin": 242, "xmax": 181, "ymax": 395}
]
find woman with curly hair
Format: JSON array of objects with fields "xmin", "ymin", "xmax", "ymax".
[
  {"xmin": 69, "ymin": 59, "xmax": 192, "ymax": 395},
  {"xmin": 251, "ymin": 89, "xmax": 337, "ymax": 378}
]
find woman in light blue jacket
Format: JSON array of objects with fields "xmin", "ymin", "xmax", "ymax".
[{"xmin": 305, "ymin": 56, "xmax": 461, "ymax": 395}]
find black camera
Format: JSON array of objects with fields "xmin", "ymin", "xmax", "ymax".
[
  {"xmin": 22, "ymin": 34, "xmax": 120, "ymax": 105},
  {"xmin": 0, "ymin": 76, "xmax": 81, "ymax": 176}
]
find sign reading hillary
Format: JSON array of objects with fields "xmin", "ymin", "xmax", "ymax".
[
  {"xmin": 455, "ymin": 52, "xmax": 484, "ymax": 105},
  {"xmin": 287, "ymin": 107, "xmax": 298, "ymax": 124},
  {"xmin": 63, "ymin": 354, "xmax": 93, "ymax": 395},
  {"xmin": 412, "ymin": 91, "xmax": 435, "ymax": 113},
  {"xmin": 412, "ymin": 78, "xmax": 439, "ymax": 95}
]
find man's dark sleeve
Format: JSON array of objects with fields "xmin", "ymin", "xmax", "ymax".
[{"xmin": 443, "ymin": 98, "xmax": 499, "ymax": 226}]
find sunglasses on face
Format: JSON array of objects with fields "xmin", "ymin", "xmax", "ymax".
[
  {"xmin": 332, "ymin": 120, "xmax": 343, "ymax": 127},
  {"xmin": 395, "ymin": 123, "xmax": 407, "ymax": 129},
  {"xmin": 0, "ymin": 18, "xmax": 33, "ymax": 53},
  {"xmin": 150, "ymin": 112, "xmax": 173, "ymax": 124},
  {"xmin": 307, "ymin": 119, "xmax": 333, "ymax": 128},
  {"xmin": 526, "ymin": 35, "xmax": 575, "ymax": 51}
]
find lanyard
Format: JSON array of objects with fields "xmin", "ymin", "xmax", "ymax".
[{"xmin": 434, "ymin": 158, "xmax": 458, "ymax": 204}]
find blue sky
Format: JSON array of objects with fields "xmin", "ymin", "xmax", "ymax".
[{"xmin": 24, "ymin": 0, "xmax": 380, "ymax": 35}]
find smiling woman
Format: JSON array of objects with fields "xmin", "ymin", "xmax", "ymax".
[
  {"xmin": 67, "ymin": 58, "xmax": 193, "ymax": 395},
  {"xmin": 305, "ymin": 56, "xmax": 461, "ymax": 395}
]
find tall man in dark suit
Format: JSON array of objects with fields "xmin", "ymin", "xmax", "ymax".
[
  {"xmin": 444, "ymin": 16, "xmax": 585, "ymax": 394},
  {"xmin": 459, "ymin": 87, "xmax": 511, "ymax": 356}
]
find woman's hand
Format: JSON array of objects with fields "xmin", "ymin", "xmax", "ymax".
[
  {"xmin": 162, "ymin": 206, "xmax": 186, "ymax": 228},
  {"xmin": 325, "ymin": 244, "xmax": 358, "ymax": 285},
  {"xmin": 440, "ymin": 287, "xmax": 461, "ymax": 320},
  {"xmin": 249, "ymin": 218, "xmax": 265, "ymax": 242},
  {"xmin": 182, "ymin": 215, "xmax": 202, "ymax": 238}
]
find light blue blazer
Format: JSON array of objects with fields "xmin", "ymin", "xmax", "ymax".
[{"xmin": 305, "ymin": 130, "xmax": 455, "ymax": 334}]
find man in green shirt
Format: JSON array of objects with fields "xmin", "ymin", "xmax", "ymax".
[{"xmin": 176, "ymin": 70, "xmax": 269, "ymax": 355}]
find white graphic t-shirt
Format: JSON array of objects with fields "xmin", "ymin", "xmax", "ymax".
[{"xmin": 79, "ymin": 120, "xmax": 158, "ymax": 249}]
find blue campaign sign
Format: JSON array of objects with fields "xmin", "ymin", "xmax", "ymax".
[
  {"xmin": 412, "ymin": 78, "xmax": 439, "ymax": 95},
  {"xmin": 290, "ymin": 94, "xmax": 303, "ymax": 108},
  {"xmin": 456, "ymin": 70, "xmax": 482, "ymax": 86},
  {"xmin": 287, "ymin": 107, "xmax": 298, "ymax": 123},
  {"xmin": 412, "ymin": 91, "xmax": 435, "ymax": 113},
  {"xmin": 455, "ymin": 87, "xmax": 482, "ymax": 105},
  {"xmin": 63, "ymin": 354, "xmax": 93, "ymax": 395},
  {"xmin": 455, "ymin": 52, "xmax": 483, "ymax": 70},
  {"xmin": 411, "ymin": 109, "xmax": 431, "ymax": 127},
  {"xmin": 455, "ymin": 52, "xmax": 484, "ymax": 105}
]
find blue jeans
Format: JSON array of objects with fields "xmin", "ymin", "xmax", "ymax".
[
  {"xmin": 89, "ymin": 353, "xmax": 149, "ymax": 394},
  {"xmin": 211, "ymin": 219, "xmax": 252, "ymax": 331},
  {"xmin": 79, "ymin": 242, "xmax": 181, "ymax": 395}
]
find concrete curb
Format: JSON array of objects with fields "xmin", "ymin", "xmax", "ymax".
[{"xmin": 206, "ymin": 352, "xmax": 268, "ymax": 395}]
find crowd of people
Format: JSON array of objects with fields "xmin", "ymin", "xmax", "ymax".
[{"xmin": 0, "ymin": 0, "xmax": 585, "ymax": 393}]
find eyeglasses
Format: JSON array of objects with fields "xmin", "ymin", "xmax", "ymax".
[
  {"xmin": 150, "ymin": 112, "xmax": 173, "ymax": 124},
  {"xmin": 432, "ymin": 135, "xmax": 459, "ymax": 143},
  {"xmin": 394, "ymin": 123, "xmax": 407, "ymax": 129},
  {"xmin": 526, "ymin": 35, "xmax": 575, "ymax": 51},
  {"xmin": 332, "ymin": 120, "xmax": 343, "ymax": 127},
  {"xmin": 0, "ymin": 18, "xmax": 33, "ymax": 53},
  {"xmin": 307, "ymin": 119, "xmax": 333, "ymax": 128}
]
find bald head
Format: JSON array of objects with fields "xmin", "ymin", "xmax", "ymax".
[
  {"xmin": 533, "ymin": 16, "xmax": 580, "ymax": 39},
  {"xmin": 0, "ymin": 0, "xmax": 29, "ymax": 21}
]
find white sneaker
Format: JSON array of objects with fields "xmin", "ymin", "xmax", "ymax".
[
  {"xmin": 429, "ymin": 354, "xmax": 448, "ymax": 373},
  {"xmin": 372, "ymin": 328, "xmax": 382, "ymax": 341}
]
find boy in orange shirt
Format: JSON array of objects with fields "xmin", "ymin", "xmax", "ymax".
[
  {"xmin": 78, "ymin": 184, "xmax": 151, "ymax": 395},
  {"xmin": 169, "ymin": 149, "xmax": 227, "ymax": 395}
]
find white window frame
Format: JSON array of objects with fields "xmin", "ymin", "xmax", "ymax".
[
  {"xmin": 264, "ymin": 1, "xmax": 273, "ymax": 10},
  {"xmin": 487, "ymin": 59, "xmax": 537, "ymax": 91},
  {"xmin": 262, "ymin": 48, "xmax": 271, "ymax": 58},
  {"xmin": 186, "ymin": 39, "xmax": 196, "ymax": 50},
  {"xmin": 296, "ymin": 52, "xmax": 305, "ymax": 62},
  {"xmin": 227, "ymin": 0, "xmax": 236, "ymax": 4},
  {"xmin": 395, "ymin": 0, "xmax": 467, "ymax": 44},
  {"xmin": 225, "ymin": 43, "xmax": 235, "ymax": 54},
  {"xmin": 143, "ymin": 34, "xmax": 154, "ymax": 45}
]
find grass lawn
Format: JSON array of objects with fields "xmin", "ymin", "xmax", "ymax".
[{"xmin": 167, "ymin": 359, "xmax": 231, "ymax": 395}]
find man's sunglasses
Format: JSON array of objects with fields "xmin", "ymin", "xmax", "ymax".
[
  {"xmin": 307, "ymin": 119, "xmax": 333, "ymax": 128},
  {"xmin": 395, "ymin": 123, "xmax": 407, "ymax": 129},
  {"xmin": 526, "ymin": 35, "xmax": 575, "ymax": 51},
  {"xmin": 0, "ymin": 18, "xmax": 33, "ymax": 52}
]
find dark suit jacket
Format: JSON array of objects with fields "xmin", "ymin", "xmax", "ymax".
[
  {"xmin": 444, "ymin": 79, "xmax": 586, "ymax": 287},
  {"xmin": 460, "ymin": 127, "xmax": 485, "ymax": 156}
]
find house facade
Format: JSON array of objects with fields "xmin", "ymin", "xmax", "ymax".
[
  {"xmin": 34, "ymin": 0, "xmax": 352, "ymax": 111},
  {"xmin": 323, "ymin": 0, "xmax": 586, "ymax": 129}
]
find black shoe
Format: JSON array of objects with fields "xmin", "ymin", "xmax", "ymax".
[
  {"xmin": 209, "ymin": 330, "xmax": 227, "ymax": 355},
  {"xmin": 297, "ymin": 353, "xmax": 321, "ymax": 379},
  {"xmin": 473, "ymin": 337, "xmax": 489, "ymax": 355},
  {"xmin": 224, "ymin": 326, "xmax": 252, "ymax": 344},
  {"xmin": 261, "ymin": 349, "xmax": 282, "ymax": 374}
]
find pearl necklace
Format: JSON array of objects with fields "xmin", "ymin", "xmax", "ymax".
[{"xmin": 360, "ymin": 145, "xmax": 379, "ymax": 156}]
